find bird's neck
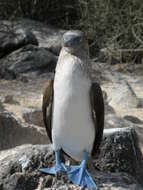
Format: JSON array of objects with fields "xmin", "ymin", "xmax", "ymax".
[
  {"xmin": 56, "ymin": 48, "xmax": 91, "ymax": 80},
  {"xmin": 61, "ymin": 47, "xmax": 89, "ymax": 61}
]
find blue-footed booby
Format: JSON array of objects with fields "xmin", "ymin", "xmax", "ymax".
[{"xmin": 40, "ymin": 30, "xmax": 104, "ymax": 189}]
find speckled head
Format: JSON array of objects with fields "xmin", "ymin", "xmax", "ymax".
[{"xmin": 62, "ymin": 30, "xmax": 88, "ymax": 54}]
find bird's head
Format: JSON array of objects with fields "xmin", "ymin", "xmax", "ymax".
[{"xmin": 62, "ymin": 30, "xmax": 89, "ymax": 55}]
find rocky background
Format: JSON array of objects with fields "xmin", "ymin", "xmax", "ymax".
[{"xmin": 0, "ymin": 1, "xmax": 143, "ymax": 189}]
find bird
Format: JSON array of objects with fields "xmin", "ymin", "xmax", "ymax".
[{"xmin": 40, "ymin": 30, "xmax": 104, "ymax": 189}]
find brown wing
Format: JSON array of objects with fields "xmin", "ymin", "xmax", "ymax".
[
  {"xmin": 42, "ymin": 80, "xmax": 53, "ymax": 142},
  {"xmin": 90, "ymin": 82, "xmax": 104, "ymax": 156}
]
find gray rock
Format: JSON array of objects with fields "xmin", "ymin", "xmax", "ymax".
[
  {"xmin": 0, "ymin": 101, "xmax": 4, "ymax": 111},
  {"xmin": 105, "ymin": 114, "xmax": 134, "ymax": 128},
  {"xmin": 21, "ymin": 108, "xmax": 44, "ymax": 127},
  {"xmin": 124, "ymin": 115, "xmax": 143, "ymax": 124},
  {"xmin": 3, "ymin": 95, "xmax": 19, "ymax": 105},
  {"xmin": 0, "ymin": 111, "xmax": 48, "ymax": 151},
  {"xmin": 0, "ymin": 142, "xmax": 142, "ymax": 190},
  {"xmin": 138, "ymin": 98, "xmax": 143, "ymax": 108},
  {"xmin": 0, "ymin": 19, "xmax": 65, "ymax": 56},
  {"xmin": 108, "ymin": 81, "xmax": 140, "ymax": 109},
  {"xmin": 134, "ymin": 126, "xmax": 143, "ymax": 154},
  {"xmin": 95, "ymin": 127, "xmax": 143, "ymax": 186},
  {"xmin": 0, "ymin": 144, "xmax": 54, "ymax": 190},
  {"xmin": 45, "ymin": 171, "xmax": 142, "ymax": 190},
  {"xmin": 0, "ymin": 27, "xmax": 38, "ymax": 58},
  {"xmin": 14, "ymin": 19, "xmax": 65, "ymax": 55},
  {"xmin": 104, "ymin": 103, "xmax": 115, "ymax": 115},
  {"xmin": 0, "ymin": 45, "xmax": 57, "ymax": 79}
]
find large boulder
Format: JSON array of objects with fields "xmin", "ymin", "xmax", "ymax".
[
  {"xmin": 0, "ymin": 45, "xmax": 57, "ymax": 79},
  {"xmin": 0, "ymin": 100, "xmax": 4, "ymax": 111},
  {"xmin": 0, "ymin": 27, "xmax": 38, "ymax": 58},
  {"xmin": 107, "ymin": 81, "xmax": 141, "ymax": 109},
  {"xmin": 0, "ymin": 111, "xmax": 49, "ymax": 151},
  {"xmin": 95, "ymin": 127, "xmax": 143, "ymax": 186},
  {"xmin": 105, "ymin": 113, "xmax": 143, "ymax": 156},
  {"xmin": 0, "ymin": 128, "xmax": 143, "ymax": 189},
  {"xmin": 0, "ymin": 144, "xmax": 54, "ymax": 190},
  {"xmin": 105, "ymin": 114, "xmax": 134, "ymax": 128},
  {"xmin": 124, "ymin": 115, "xmax": 143, "ymax": 124},
  {"xmin": 13, "ymin": 19, "xmax": 65, "ymax": 55},
  {"xmin": 0, "ymin": 19, "xmax": 64, "ymax": 79},
  {"xmin": 0, "ymin": 143, "xmax": 142, "ymax": 190},
  {"xmin": 0, "ymin": 19, "xmax": 65, "ymax": 56},
  {"xmin": 21, "ymin": 107, "xmax": 44, "ymax": 127}
]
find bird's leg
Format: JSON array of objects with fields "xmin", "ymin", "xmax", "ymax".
[
  {"xmin": 67, "ymin": 150, "xmax": 97, "ymax": 189},
  {"xmin": 39, "ymin": 149, "xmax": 68, "ymax": 174}
]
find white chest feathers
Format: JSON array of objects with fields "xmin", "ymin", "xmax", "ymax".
[{"xmin": 52, "ymin": 56, "xmax": 95, "ymax": 161}]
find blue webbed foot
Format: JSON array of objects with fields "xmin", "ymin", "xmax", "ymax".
[
  {"xmin": 39, "ymin": 150, "xmax": 68, "ymax": 175},
  {"xmin": 39, "ymin": 162, "xmax": 67, "ymax": 174},
  {"xmin": 68, "ymin": 151, "xmax": 97, "ymax": 190}
]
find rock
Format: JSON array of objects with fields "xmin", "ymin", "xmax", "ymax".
[
  {"xmin": 0, "ymin": 45, "xmax": 57, "ymax": 79},
  {"xmin": 0, "ymin": 99, "xmax": 4, "ymax": 111},
  {"xmin": 103, "ymin": 91, "xmax": 115, "ymax": 115},
  {"xmin": 138, "ymin": 98, "xmax": 143, "ymax": 108},
  {"xmin": 3, "ymin": 173, "xmax": 41, "ymax": 190},
  {"xmin": 105, "ymin": 114, "xmax": 134, "ymax": 129},
  {"xmin": 3, "ymin": 95, "xmax": 19, "ymax": 105},
  {"xmin": 95, "ymin": 127, "xmax": 143, "ymax": 186},
  {"xmin": 124, "ymin": 115, "xmax": 143, "ymax": 124},
  {"xmin": 134, "ymin": 126, "xmax": 143, "ymax": 154},
  {"xmin": 94, "ymin": 171, "xmax": 142, "ymax": 190},
  {"xmin": 0, "ymin": 19, "xmax": 64, "ymax": 79},
  {"xmin": 0, "ymin": 111, "xmax": 49, "ymax": 151},
  {"xmin": 17, "ymin": 74, "xmax": 29, "ymax": 83},
  {"xmin": 14, "ymin": 19, "xmax": 65, "ymax": 55},
  {"xmin": 0, "ymin": 144, "xmax": 54, "ymax": 190},
  {"xmin": 91, "ymin": 61, "xmax": 107, "ymax": 83},
  {"xmin": 107, "ymin": 81, "xmax": 140, "ymax": 109},
  {"xmin": 0, "ymin": 27, "xmax": 38, "ymax": 58},
  {"xmin": 21, "ymin": 108, "xmax": 44, "ymax": 127},
  {"xmin": 45, "ymin": 171, "xmax": 142, "ymax": 190},
  {"xmin": 0, "ymin": 19, "xmax": 65, "ymax": 56},
  {"xmin": 104, "ymin": 103, "xmax": 115, "ymax": 115},
  {"xmin": 0, "ymin": 142, "xmax": 142, "ymax": 190}
]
